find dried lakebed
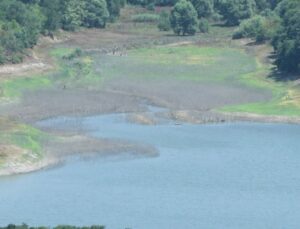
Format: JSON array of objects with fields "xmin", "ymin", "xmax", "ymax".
[{"xmin": 0, "ymin": 113, "xmax": 300, "ymax": 229}]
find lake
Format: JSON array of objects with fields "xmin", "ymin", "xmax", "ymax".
[{"xmin": 1, "ymin": 113, "xmax": 300, "ymax": 229}]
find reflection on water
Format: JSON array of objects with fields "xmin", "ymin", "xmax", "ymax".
[{"xmin": 1, "ymin": 114, "xmax": 300, "ymax": 229}]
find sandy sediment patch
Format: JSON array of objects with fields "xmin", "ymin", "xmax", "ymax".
[
  {"xmin": 0, "ymin": 134, "xmax": 159, "ymax": 177},
  {"xmin": 0, "ymin": 54, "xmax": 51, "ymax": 79},
  {"xmin": 45, "ymin": 135, "xmax": 159, "ymax": 158},
  {"xmin": 0, "ymin": 144, "xmax": 55, "ymax": 176},
  {"xmin": 126, "ymin": 112, "xmax": 159, "ymax": 125},
  {"xmin": 0, "ymin": 88, "xmax": 146, "ymax": 123},
  {"xmin": 221, "ymin": 112, "xmax": 300, "ymax": 124}
]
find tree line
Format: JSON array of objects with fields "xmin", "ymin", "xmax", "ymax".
[
  {"xmin": 158, "ymin": 0, "xmax": 299, "ymax": 75},
  {"xmin": 0, "ymin": 0, "xmax": 123, "ymax": 64},
  {"xmin": 0, "ymin": 225, "xmax": 105, "ymax": 229},
  {"xmin": 0, "ymin": 0, "xmax": 299, "ymax": 75}
]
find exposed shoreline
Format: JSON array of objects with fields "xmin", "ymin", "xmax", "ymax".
[
  {"xmin": 0, "ymin": 27, "xmax": 299, "ymax": 177},
  {"xmin": 0, "ymin": 133, "xmax": 159, "ymax": 177},
  {"xmin": 1, "ymin": 108, "xmax": 300, "ymax": 177}
]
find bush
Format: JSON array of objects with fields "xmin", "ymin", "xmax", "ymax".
[
  {"xmin": 62, "ymin": 48, "xmax": 83, "ymax": 60},
  {"xmin": 158, "ymin": 11, "xmax": 171, "ymax": 31},
  {"xmin": 0, "ymin": 46, "xmax": 6, "ymax": 64},
  {"xmin": 199, "ymin": 18, "xmax": 209, "ymax": 32},
  {"xmin": 232, "ymin": 30, "xmax": 244, "ymax": 39},
  {"xmin": 10, "ymin": 53, "xmax": 23, "ymax": 64},
  {"xmin": 233, "ymin": 15, "xmax": 279, "ymax": 42},
  {"xmin": 131, "ymin": 13, "xmax": 159, "ymax": 22},
  {"xmin": 146, "ymin": 2, "xmax": 156, "ymax": 10}
]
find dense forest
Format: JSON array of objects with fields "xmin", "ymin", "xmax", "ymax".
[{"xmin": 0, "ymin": 0, "xmax": 299, "ymax": 75}]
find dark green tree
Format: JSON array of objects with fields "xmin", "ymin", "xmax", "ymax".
[
  {"xmin": 170, "ymin": 0, "xmax": 199, "ymax": 35},
  {"xmin": 272, "ymin": 0, "xmax": 300, "ymax": 74},
  {"xmin": 83, "ymin": 0, "xmax": 110, "ymax": 28},
  {"xmin": 40, "ymin": 0, "xmax": 62, "ymax": 33},
  {"xmin": 106, "ymin": 0, "xmax": 121, "ymax": 21},
  {"xmin": 255, "ymin": 0, "xmax": 270, "ymax": 11},
  {"xmin": 218, "ymin": 0, "xmax": 256, "ymax": 25},
  {"xmin": 61, "ymin": 0, "xmax": 85, "ymax": 31},
  {"xmin": 190, "ymin": 0, "xmax": 214, "ymax": 18}
]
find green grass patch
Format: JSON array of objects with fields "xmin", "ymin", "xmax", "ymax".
[
  {"xmin": 0, "ymin": 47, "xmax": 102, "ymax": 100},
  {"xmin": 220, "ymin": 52, "xmax": 300, "ymax": 117},
  {"xmin": 50, "ymin": 47, "xmax": 77, "ymax": 58},
  {"xmin": 222, "ymin": 102, "xmax": 300, "ymax": 117},
  {"xmin": 10, "ymin": 125, "xmax": 46, "ymax": 157},
  {"xmin": 53, "ymin": 53, "xmax": 103, "ymax": 87},
  {"xmin": 0, "ymin": 119, "xmax": 49, "ymax": 162},
  {"xmin": 99, "ymin": 46, "xmax": 257, "ymax": 83},
  {"xmin": 1, "ymin": 76, "xmax": 51, "ymax": 98},
  {"xmin": 131, "ymin": 13, "xmax": 159, "ymax": 23}
]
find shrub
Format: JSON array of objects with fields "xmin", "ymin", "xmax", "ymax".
[
  {"xmin": 10, "ymin": 53, "xmax": 23, "ymax": 64},
  {"xmin": 146, "ymin": 2, "xmax": 156, "ymax": 10},
  {"xmin": 62, "ymin": 48, "xmax": 83, "ymax": 60},
  {"xmin": 233, "ymin": 15, "xmax": 279, "ymax": 42},
  {"xmin": 131, "ymin": 13, "xmax": 159, "ymax": 22},
  {"xmin": 0, "ymin": 46, "xmax": 6, "ymax": 64},
  {"xmin": 158, "ymin": 11, "xmax": 171, "ymax": 31},
  {"xmin": 199, "ymin": 18, "xmax": 209, "ymax": 32}
]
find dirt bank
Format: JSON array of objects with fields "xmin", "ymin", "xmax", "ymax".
[{"xmin": 0, "ymin": 134, "xmax": 158, "ymax": 176}]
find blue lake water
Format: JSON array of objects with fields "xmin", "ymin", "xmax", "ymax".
[{"xmin": 1, "ymin": 114, "xmax": 300, "ymax": 229}]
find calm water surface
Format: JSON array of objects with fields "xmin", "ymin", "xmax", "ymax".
[{"xmin": 1, "ymin": 114, "xmax": 300, "ymax": 229}]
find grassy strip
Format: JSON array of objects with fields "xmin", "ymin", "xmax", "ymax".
[
  {"xmin": 1, "ymin": 76, "xmax": 51, "ymax": 98},
  {"xmin": 0, "ymin": 47, "xmax": 103, "ymax": 101},
  {"xmin": 102, "ymin": 45, "xmax": 257, "ymax": 82},
  {"xmin": 220, "ymin": 49, "xmax": 300, "ymax": 117}
]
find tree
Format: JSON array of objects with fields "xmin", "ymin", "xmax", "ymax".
[
  {"xmin": 83, "ymin": 0, "xmax": 110, "ymax": 28},
  {"xmin": 62, "ymin": 0, "xmax": 85, "ymax": 31},
  {"xmin": 170, "ymin": 0, "xmax": 199, "ymax": 35},
  {"xmin": 0, "ymin": 0, "xmax": 44, "ymax": 49},
  {"xmin": 272, "ymin": 0, "xmax": 300, "ymax": 74},
  {"xmin": 190, "ymin": 0, "xmax": 214, "ymax": 18},
  {"xmin": 218, "ymin": 0, "xmax": 256, "ymax": 25},
  {"xmin": 255, "ymin": 0, "xmax": 270, "ymax": 11},
  {"xmin": 267, "ymin": 0, "xmax": 282, "ymax": 9},
  {"xmin": 106, "ymin": 0, "xmax": 121, "ymax": 21},
  {"xmin": 158, "ymin": 10, "xmax": 171, "ymax": 31},
  {"xmin": 40, "ymin": 0, "xmax": 62, "ymax": 33}
]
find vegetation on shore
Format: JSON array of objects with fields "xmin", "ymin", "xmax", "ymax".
[
  {"xmin": 0, "ymin": 0, "xmax": 299, "ymax": 175},
  {"xmin": 0, "ymin": 118, "xmax": 47, "ymax": 168},
  {"xmin": 0, "ymin": 225, "xmax": 105, "ymax": 229},
  {"xmin": 0, "ymin": 0, "xmax": 298, "ymax": 76}
]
